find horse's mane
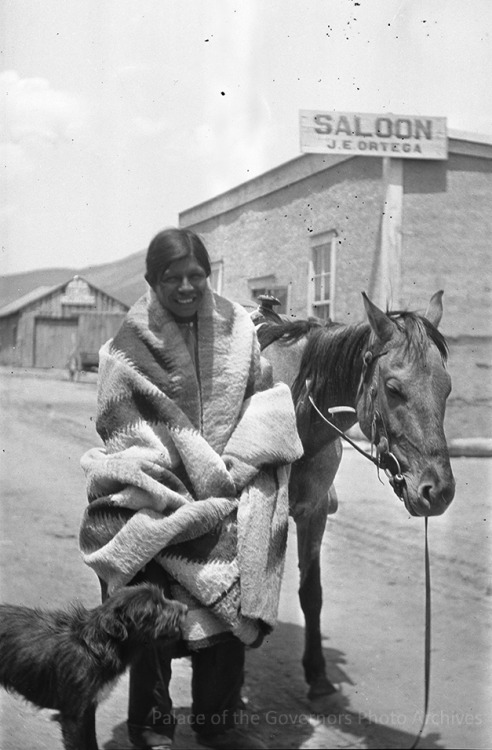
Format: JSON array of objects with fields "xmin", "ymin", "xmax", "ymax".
[
  {"xmin": 291, "ymin": 322, "xmax": 369, "ymax": 409},
  {"xmin": 259, "ymin": 309, "xmax": 448, "ymax": 412},
  {"xmin": 386, "ymin": 310, "xmax": 448, "ymax": 362}
]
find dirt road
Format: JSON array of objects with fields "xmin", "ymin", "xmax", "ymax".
[{"xmin": 0, "ymin": 369, "xmax": 490, "ymax": 749}]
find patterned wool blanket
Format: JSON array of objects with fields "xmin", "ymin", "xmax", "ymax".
[{"xmin": 79, "ymin": 288, "xmax": 303, "ymax": 649}]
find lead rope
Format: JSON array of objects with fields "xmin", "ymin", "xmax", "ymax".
[
  {"xmin": 410, "ymin": 517, "xmax": 431, "ymax": 749},
  {"xmin": 365, "ymin": 357, "xmax": 432, "ymax": 749},
  {"xmin": 306, "ymin": 385, "xmax": 431, "ymax": 749},
  {"xmin": 354, "ymin": 366, "xmax": 432, "ymax": 748}
]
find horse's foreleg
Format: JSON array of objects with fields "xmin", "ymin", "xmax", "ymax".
[
  {"xmin": 296, "ymin": 492, "xmax": 339, "ymax": 709},
  {"xmin": 290, "ymin": 439, "xmax": 343, "ymax": 713}
]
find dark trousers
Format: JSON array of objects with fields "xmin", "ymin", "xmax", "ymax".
[
  {"xmin": 100, "ymin": 565, "xmax": 245, "ymax": 740},
  {"xmin": 128, "ymin": 636, "xmax": 245, "ymax": 739}
]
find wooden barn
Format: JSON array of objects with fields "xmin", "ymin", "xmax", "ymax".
[{"xmin": 0, "ymin": 276, "xmax": 129, "ymax": 370}]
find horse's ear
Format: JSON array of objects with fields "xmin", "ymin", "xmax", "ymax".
[
  {"xmin": 362, "ymin": 292, "xmax": 395, "ymax": 343},
  {"xmin": 424, "ymin": 290, "xmax": 444, "ymax": 328}
]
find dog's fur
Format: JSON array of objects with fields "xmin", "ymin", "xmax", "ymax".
[{"xmin": 0, "ymin": 584, "xmax": 187, "ymax": 750}]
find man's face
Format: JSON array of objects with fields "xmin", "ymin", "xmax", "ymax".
[{"xmin": 153, "ymin": 255, "xmax": 208, "ymax": 319}]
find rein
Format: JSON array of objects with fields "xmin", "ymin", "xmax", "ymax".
[{"xmin": 307, "ymin": 392, "xmax": 406, "ymax": 493}]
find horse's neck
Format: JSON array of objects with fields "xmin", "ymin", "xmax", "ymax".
[
  {"xmin": 262, "ymin": 321, "xmax": 370, "ymax": 410},
  {"xmin": 315, "ymin": 324, "xmax": 369, "ymax": 409},
  {"xmin": 323, "ymin": 362, "xmax": 360, "ymax": 408}
]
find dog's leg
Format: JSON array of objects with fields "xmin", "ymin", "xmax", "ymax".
[
  {"xmin": 60, "ymin": 717, "xmax": 82, "ymax": 750},
  {"xmin": 60, "ymin": 705, "xmax": 98, "ymax": 750},
  {"xmin": 81, "ymin": 704, "xmax": 99, "ymax": 750}
]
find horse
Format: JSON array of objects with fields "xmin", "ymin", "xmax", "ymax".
[{"xmin": 255, "ymin": 290, "xmax": 456, "ymax": 713}]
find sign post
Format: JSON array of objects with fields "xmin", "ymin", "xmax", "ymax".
[
  {"xmin": 300, "ymin": 110, "xmax": 448, "ymax": 309},
  {"xmin": 369, "ymin": 157, "xmax": 403, "ymax": 310}
]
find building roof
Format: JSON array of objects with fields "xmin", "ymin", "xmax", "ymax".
[
  {"xmin": 448, "ymin": 129, "xmax": 492, "ymax": 148},
  {"xmin": 0, "ymin": 276, "xmax": 129, "ymax": 318},
  {"xmin": 0, "ymin": 285, "xmax": 58, "ymax": 317},
  {"xmin": 180, "ymin": 130, "xmax": 492, "ymax": 228}
]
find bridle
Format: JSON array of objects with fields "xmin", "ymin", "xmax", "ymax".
[
  {"xmin": 306, "ymin": 346, "xmax": 407, "ymax": 501},
  {"xmin": 358, "ymin": 348, "xmax": 407, "ymax": 500}
]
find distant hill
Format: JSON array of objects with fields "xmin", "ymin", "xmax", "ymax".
[{"xmin": 0, "ymin": 249, "xmax": 148, "ymax": 309}]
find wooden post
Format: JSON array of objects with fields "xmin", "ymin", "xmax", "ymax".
[{"xmin": 369, "ymin": 157, "xmax": 403, "ymax": 309}]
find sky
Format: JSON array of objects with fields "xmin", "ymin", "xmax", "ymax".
[{"xmin": 1, "ymin": 0, "xmax": 491, "ymax": 276}]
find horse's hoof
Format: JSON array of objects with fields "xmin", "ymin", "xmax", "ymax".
[{"xmin": 309, "ymin": 690, "xmax": 347, "ymax": 716}]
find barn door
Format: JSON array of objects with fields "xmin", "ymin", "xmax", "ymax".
[{"xmin": 34, "ymin": 318, "xmax": 78, "ymax": 368}]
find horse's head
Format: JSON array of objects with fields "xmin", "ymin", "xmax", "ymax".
[{"xmin": 357, "ymin": 291, "xmax": 455, "ymax": 517}]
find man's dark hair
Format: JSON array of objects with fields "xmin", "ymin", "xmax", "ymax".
[{"xmin": 145, "ymin": 228, "xmax": 211, "ymax": 287}]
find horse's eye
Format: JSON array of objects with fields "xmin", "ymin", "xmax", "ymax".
[{"xmin": 386, "ymin": 381, "xmax": 404, "ymax": 398}]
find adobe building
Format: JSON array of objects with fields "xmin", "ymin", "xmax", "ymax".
[
  {"xmin": 179, "ymin": 130, "xmax": 492, "ymax": 440},
  {"xmin": 0, "ymin": 276, "xmax": 128, "ymax": 370}
]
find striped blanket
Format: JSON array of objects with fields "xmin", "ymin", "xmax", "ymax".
[{"xmin": 79, "ymin": 287, "xmax": 303, "ymax": 649}]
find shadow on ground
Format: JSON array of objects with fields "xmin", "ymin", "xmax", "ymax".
[
  {"xmin": 99, "ymin": 619, "xmax": 444, "ymax": 750},
  {"xmin": 242, "ymin": 621, "xmax": 444, "ymax": 750}
]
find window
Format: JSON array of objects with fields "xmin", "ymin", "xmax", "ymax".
[
  {"xmin": 250, "ymin": 286, "xmax": 288, "ymax": 314},
  {"xmin": 209, "ymin": 260, "xmax": 224, "ymax": 294},
  {"xmin": 310, "ymin": 231, "xmax": 338, "ymax": 320},
  {"xmin": 248, "ymin": 275, "xmax": 288, "ymax": 315}
]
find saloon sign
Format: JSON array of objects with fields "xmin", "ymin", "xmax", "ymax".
[{"xmin": 300, "ymin": 110, "xmax": 447, "ymax": 159}]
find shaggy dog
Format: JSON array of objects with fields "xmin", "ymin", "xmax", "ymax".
[{"xmin": 0, "ymin": 584, "xmax": 187, "ymax": 750}]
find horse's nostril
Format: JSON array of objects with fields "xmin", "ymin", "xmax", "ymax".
[
  {"xmin": 418, "ymin": 474, "xmax": 455, "ymax": 515},
  {"xmin": 419, "ymin": 483, "xmax": 434, "ymax": 504}
]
